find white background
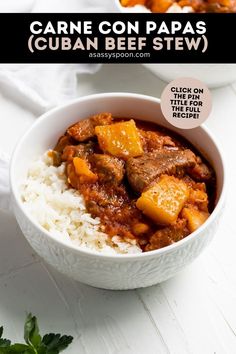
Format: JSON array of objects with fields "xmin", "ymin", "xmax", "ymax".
[{"xmin": 1, "ymin": 64, "xmax": 236, "ymax": 354}]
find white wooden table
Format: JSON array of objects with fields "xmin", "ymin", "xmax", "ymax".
[{"xmin": 1, "ymin": 64, "xmax": 236, "ymax": 354}]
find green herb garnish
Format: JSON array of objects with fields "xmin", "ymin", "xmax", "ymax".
[{"xmin": 0, "ymin": 314, "xmax": 73, "ymax": 354}]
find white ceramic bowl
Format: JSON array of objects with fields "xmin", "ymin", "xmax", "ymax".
[
  {"xmin": 143, "ymin": 64, "xmax": 236, "ymax": 88},
  {"xmin": 115, "ymin": 0, "xmax": 236, "ymax": 88},
  {"xmin": 10, "ymin": 93, "xmax": 226, "ymax": 290}
]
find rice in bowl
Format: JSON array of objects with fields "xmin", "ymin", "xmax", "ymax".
[{"xmin": 21, "ymin": 152, "xmax": 142, "ymax": 255}]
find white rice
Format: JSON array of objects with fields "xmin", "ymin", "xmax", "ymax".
[{"xmin": 21, "ymin": 152, "xmax": 142, "ymax": 255}]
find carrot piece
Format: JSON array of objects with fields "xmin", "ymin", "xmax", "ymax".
[
  {"xmin": 121, "ymin": 0, "xmax": 146, "ymax": 6},
  {"xmin": 73, "ymin": 157, "xmax": 97, "ymax": 182}
]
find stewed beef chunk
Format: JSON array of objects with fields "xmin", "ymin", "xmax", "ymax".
[
  {"xmin": 54, "ymin": 135, "xmax": 73, "ymax": 153},
  {"xmin": 61, "ymin": 142, "xmax": 95, "ymax": 162},
  {"xmin": 52, "ymin": 134, "xmax": 76, "ymax": 166},
  {"xmin": 67, "ymin": 113, "xmax": 113, "ymax": 142},
  {"xmin": 145, "ymin": 219, "xmax": 189, "ymax": 251},
  {"xmin": 89, "ymin": 154, "xmax": 125, "ymax": 184},
  {"xmin": 188, "ymin": 156, "xmax": 213, "ymax": 181},
  {"xmin": 126, "ymin": 149, "xmax": 196, "ymax": 193},
  {"xmin": 139, "ymin": 130, "xmax": 176, "ymax": 152}
]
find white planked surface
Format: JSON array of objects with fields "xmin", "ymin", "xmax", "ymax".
[{"xmin": 1, "ymin": 64, "xmax": 236, "ymax": 354}]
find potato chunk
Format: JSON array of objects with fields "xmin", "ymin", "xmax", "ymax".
[
  {"xmin": 95, "ymin": 120, "xmax": 143, "ymax": 160},
  {"xmin": 182, "ymin": 206, "xmax": 209, "ymax": 232},
  {"xmin": 136, "ymin": 175, "xmax": 189, "ymax": 225}
]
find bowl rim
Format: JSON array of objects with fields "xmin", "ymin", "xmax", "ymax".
[{"xmin": 10, "ymin": 92, "xmax": 226, "ymax": 261}]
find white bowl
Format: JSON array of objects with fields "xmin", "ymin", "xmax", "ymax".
[
  {"xmin": 10, "ymin": 93, "xmax": 226, "ymax": 290},
  {"xmin": 143, "ymin": 64, "xmax": 236, "ymax": 88},
  {"xmin": 115, "ymin": 0, "xmax": 236, "ymax": 88}
]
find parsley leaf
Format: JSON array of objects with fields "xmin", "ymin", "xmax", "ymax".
[
  {"xmin": 24, "ymin": 314, "xmax": 41, "ymax": 349},
  {"xmin": 0, "ymin": 315, "xmax": 73, "ymax": 354},
  {"xmin": 6, "ymin": 344, "xmax": 34, "ymax": 354},
  {"xmin": 42, "ymin": 334, "xmax": 73, "ymax": 353},
  {"xmin": 0, "ymin": 327, "xmax": 11, "ymax": 348}
]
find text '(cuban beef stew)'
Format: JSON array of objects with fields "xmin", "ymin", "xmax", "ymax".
[
  {"xmin": 120, "ymin": 0, "xmax": 236, "ymax": 13},
  {"xmin": 51, "ymin": 113, "xmax": 215, "ymax": 252}
]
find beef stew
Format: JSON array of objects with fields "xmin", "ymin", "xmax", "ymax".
[
  {"xmin": 51, "ymin": 113, "xmax": 216, "ymax": 252},
  {"xmin": 120, "ymin": 0, "xmax": 236, "ymax": 13}
]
